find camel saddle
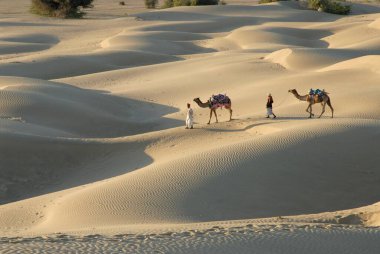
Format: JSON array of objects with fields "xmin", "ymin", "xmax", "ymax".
[{"xmin": 211, "ymin": 94, "xmax": 230, "ymax": 105}]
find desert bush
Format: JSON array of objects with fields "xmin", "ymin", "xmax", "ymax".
[
  {"xmin": 30, "ymin": 0, "xmax": 93, "ymax": 18},
  {"xmin": 259, "ymin": 0, "xmax": 286, "ymax": 4},
  {"xmin": 174, "ymin": 0, "xmax": 191, "ymax": 5},
  {"xmin": 145, "ymin": 0, "xmax": 158, "ymax": 8},
  {"xmin": 163, "ymin": 0, "xmax": 219, "ymax": 7},
  {"xmin": 190, "ymin": 0, "xmax": 219, "ymax": 5},
  {"xmin": 119, "ymin": 1, "xmax": 125, "ymax": 5},
  {"xmin": 308, "ymin": 0, "xmax": 350, "ymax": 14},
  {"xmin": 325, "ymin": 1, "xmax": 351, "ymax": 14},
  {"xmin": 308, "ymin": 0, "xmax": 329, "ymax": 10},
  {"xmin": 163, "ymin": 0, "xmax": 174, "ymax": 7}
]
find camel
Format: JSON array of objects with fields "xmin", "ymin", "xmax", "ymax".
[
  {"xmin": 288, "ymin": 89, "xmax": 334, "ymax": 118},
  {"xmin": 193, "ymin": 96, "xmax": 232, "ymax": 124}
]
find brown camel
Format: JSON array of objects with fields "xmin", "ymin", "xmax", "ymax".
[
  {"xmin": 288, "ymin": 89, "xmax": 334, "ymax": 118},
  {"xmin": 193, "ymin": 97, "xmax": 232, "ymax": 124}
]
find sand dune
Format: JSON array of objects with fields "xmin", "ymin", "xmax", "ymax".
[
  {"xmin": 320, "ymin": 55, "xmax": 380, "ymax": 73},
  {"xmin": 102, "ymin": 30, "xmax": 215, "ymax": 55},
  {"xmin": 1, "ymin": 225, "xmax": 379, "ymax": 254},
  {"xmin": 0, "ymin": 50, "xmax": 182, "ymax": 79},
  {"xmin": 0, "ymin": 0, "xmax": 380, "ymax": 253},
  {"xmin": 265, "ymin": 48, "xmax": 378, "ymax": 70},
  {"xmin": 0, "ymin": 34, "xmax": 58, "ymax": 55},
  {"xmin": 6, "ymin": 119, "xmax": 375, "ymax": 233},
  {"xmin": 369, "ymin": 17, "xmax": 380, "ymax": 29},
  {"xmin": 324, "ymin": 22, "xmax": 380, "ymax": 49},
  {"xmin": 0, "ymin": 76, "xmax": 182, "ymax": 137}
]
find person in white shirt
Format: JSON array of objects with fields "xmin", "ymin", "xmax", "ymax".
[{"xmin": 186, "ymin": 103, "xmax": 194, "ymax": 129}]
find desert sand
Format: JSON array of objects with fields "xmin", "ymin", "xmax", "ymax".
[{"xmin": 0, "ymin": 0, "xmax": 380, "ymax": 253}]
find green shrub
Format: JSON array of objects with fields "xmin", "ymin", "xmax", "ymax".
[
  {"xmin": 145, "ymin": 0, "xmax": 158, "ymax": 8},
  {"xmin": 30, "ymin": 0, "xmax": 93, "ymax": 18},
  {"xmin": 174, "ymin": 0, "xmax": 191, "ymax": 5},
  {"xmin": 308, "ymin": 0, "xmax": 350, "ymax": 15},
  {"xmin": 190, "ymin": 0, "xmax": 219, "ymax": 5},
  {"xmin": 308, "ymin": 0, "xmax": 328, "ymax": 10},
  {"xmin": 325, "ymin": 1, "xmax": 351, "ymax": 14},
  {"xmin": 259, "ymin": 0, "xmax": 283, "ymax": 4},
  {"xmin": 162, "ymin": 0, "xmax": 219, "ymax": 7},
  {"xmin": 163, "ymin": 0, "xmax": 174, "ymax": 7}
]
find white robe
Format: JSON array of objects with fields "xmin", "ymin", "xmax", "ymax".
[{"xmin": 186, "ymin": 108, "xmax": 193, "ymax": 128}]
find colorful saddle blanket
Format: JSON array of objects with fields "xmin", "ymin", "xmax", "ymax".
[
  {"xmin": 310, "ymin": 89, "xmax": 325, "ymax": 97},
  {"xmin": 211, "ymin": 94, "xmax": 230, "ymax": 105}
]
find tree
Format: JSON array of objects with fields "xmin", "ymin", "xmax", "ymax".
[
  {"xmin": 31, "ymin": 0, "xmax": 94, "ymax": 18},
  {"xmin": 308, "ymin": 0, "xmax": 350, "ymax": 15},
  {"xmin": 163, "ymin": 0, "xmax": 219, "ymax": 7},
  {"xmin": 145, "ymin": 0, "xmax": 158, "ymax": 8}
]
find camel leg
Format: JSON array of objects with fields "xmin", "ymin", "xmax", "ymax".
[
  {"xmin": 228, "ymin": 108, "xmax": 233, "ymax": 121},
  {"xmin": 318, "ymin": 102, "xmax": 326, "ymax": 118},
  {"xmin": 208, "ymin": 110, "xmax": 212, "ymax": 124},
  {"xmin": 214, "ymin": 109, "xmax": 218, "ymax": 123},
  {"xmin": 306, "ymin": 104, "xmax": 313, "ymax": 118},
  {"xmin": 310, "ymin": 104, "xmax": 315, "ymax": 117},
  {"xmin": 327, "ymin": 99, "xmax": 334, "ymax": 118},
  {"xmin": 310, "ymin": 105, "xmax": 314, "ymax": 118}
]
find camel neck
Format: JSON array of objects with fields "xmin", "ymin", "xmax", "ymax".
[
  {"xmin": 195, "ymin": 99, "xmax": 210, "ymax": 108},
  {"xmin": 293, "ymin": 91, "xmax": 307, "ymax": 101}
]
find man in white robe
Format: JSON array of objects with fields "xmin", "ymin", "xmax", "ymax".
[{"xmin": 186, "ymin": 103, "xmax": 194, "ymax": 129}]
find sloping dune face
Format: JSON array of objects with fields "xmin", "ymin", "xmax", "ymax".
[
  {"xmin": 0, "ymin": 0, "xmax": 380, "ymax": 248},
  {"xmin": 0, "ymin": 34, "xmax": 59, "ymax": 55},
  {"xmin": 0, "ymin": 77, "xmax": 179, "ymax": 137},
  {"xmin": 14, "ymin": 119, "xmax": 379, "ymax": 232}
]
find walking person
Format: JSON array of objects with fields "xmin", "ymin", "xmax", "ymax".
[
  {"xmin": 266, "ymin": 93, "xmax": 277, "ymax": 119},
  {"xmin": 186, "ymin": 103, "xmax": 194, "ymax": 129}
]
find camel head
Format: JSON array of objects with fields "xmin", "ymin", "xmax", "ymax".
[
  {"xmin": 288, "ymin": 89, "xmax": 296, "ymax": 93},
  {"xmin": 193, "ymin": 97, "xmax": 211, "ymax": 108}
]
